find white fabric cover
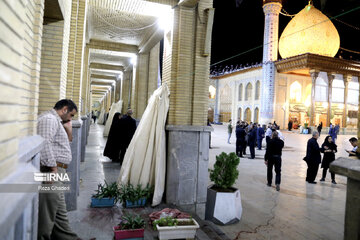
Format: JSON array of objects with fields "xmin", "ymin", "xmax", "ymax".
[
  {"xmin": 117, "ymin": 83, "xmax": 169, "ymax": 206},
  {"xmin": 103, "ymin": 100, "xmax": 123, "ymax": 137},
  {"xmin": 98, "ymin": 109, "xmax": 106, "ymax": 125}
]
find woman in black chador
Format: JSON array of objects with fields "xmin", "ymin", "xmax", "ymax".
[
  {"xmin": 320, "ymin": 135, "xmax": 337, "ymax": 184},
  {"xmin": 103, "ymin": 112, "xmax": 122, "ymax": 162}
]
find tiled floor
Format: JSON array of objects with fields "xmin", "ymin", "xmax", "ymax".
[
  {"xmin": 68, "ymin": 122, "xmax": 354, "ymax": 240},
  {"xmin": 210, "ymin": 124, "xmax": 354, "ymax": 240}
]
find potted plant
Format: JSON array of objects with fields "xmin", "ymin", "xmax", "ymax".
[
  {"xmin": 205, "ymin": 152, "xmax": 242, "ymax": 225},
  {"xmin": 153, "ymin": 216, "xmax": 199, "ymax": 240},
  {"xmin": 119, "ymin": 183, "xmax": 153, "ymax": 208},
  {"xmin": 91, "ymin": 181, "xmax": 120, "ymax": 207},
  {"xmin": 113, "ymin": 214, "xmax": 145, "ymax": 240}
]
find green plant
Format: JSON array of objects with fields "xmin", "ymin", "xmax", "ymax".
[
  {"xmin": 118, "ymin": 214, "xmax": 145, "ymax": 230},
  {"xmin": 209, "ymin": 152, "xmax": 240, "ymax": 190},
  {"xmin": 119, "ymin": 183, "xmax": 153, "ymax": 203},
  {"xmin": 152, "ymin": 216, "xmax": 178, "ymax": 230},
  {"xmin": 92, "ymin": 181, "xmax": 120, "ymax": 203}
]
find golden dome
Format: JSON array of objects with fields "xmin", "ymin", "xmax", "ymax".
[{"xmin": 279, "ymin": 3, "xmax": 340, "ymax": 59}]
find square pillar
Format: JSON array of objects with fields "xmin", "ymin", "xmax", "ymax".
[
  {"xmin": 327, "ymin": 73, "xmax": 335, "ymax": 127},
  {"xmin": 330, "ymin": 157, "xmax": 360, "ymax": 240},
  {"xmin": 80, "ymin": 115, "xmax": 88, "ymax": 162},
  {"xmin": 65, "ymin": 120, "xmax": 82, "ymax": 211},
  {"xmin": 310, "ymin": 70, "xmax": 319, "ymax": 127},
  {"xmin": 343, "ymin": 75, "xmax": 351, "ymax": 128},
  {"xmin": 166, "ymin": 125, "xmax": 212, "ymax": 219}
]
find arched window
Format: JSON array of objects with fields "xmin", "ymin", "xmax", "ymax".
[
  {"xmin": 290, "ymin": 81, "xmax": 302, "ymax": 103},
  {"xmin": 255, "ymin": 81, "xmax": 260, "ymax": 100},
  {"xmin": 238, "ymin": 107, "xmax": 242, "ymax": 120},
  {"xmin": 238, "ymin": 84, "xmax": 243, "ymax": 101},
  {"xmin": 245, "ymin": 83, "xmax": 253, "ymax": 101},
  {"xmin": 245, "ymin": 108, "xmax": 251, "ymax": 122},
  {"xmin": 254, "ymin": 107, "xmax": 259, "ymax": 123}
]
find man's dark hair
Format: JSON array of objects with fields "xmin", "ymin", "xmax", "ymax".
[
  {"xmin": 349, "ymin": 137, "xmax": 358, "ymax": 143},
  {"xmin": 54, "ymin": 99, "xmax": 78, "ymax": 112}
]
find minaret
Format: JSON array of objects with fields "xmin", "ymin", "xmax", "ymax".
[{"xmin": 260, "ymin": 0, "xmax": 282, "ymax": 124}]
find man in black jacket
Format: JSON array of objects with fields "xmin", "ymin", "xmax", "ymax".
[
  {"xmin": 304, "ymin": 131, "xmax": 321, "ymax": 184},
  {"xmin": 248, "ymin": 124, "xmax": 257, "ymax": 159},
  {"xmin": 265, "ymin": 131, "xmax": 284, "ymax": 191},
  {"xmin": 236, "ymin": 122, "xmax": 246, "ymax": 157}
]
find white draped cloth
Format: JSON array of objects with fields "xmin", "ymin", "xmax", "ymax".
[
  {"xmin": 117, "ymin": 83, "xmax": 169, "ymax": 206},
  {"xmin": 103, "ymin": 100, "xmax": 123, "ymax": 137},
  {"xmin": 98, "ymin": 109, "xmax": 106, "ymax": 125}
]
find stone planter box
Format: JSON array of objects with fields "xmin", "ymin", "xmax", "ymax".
[
  {"xmin": 155, "ymin": 218, "xmax": 199, "ymax": 240},
  {"xmin": 125, "ymin": 197, "xmax": 147, "ymax": 208},
  {"xmin": 205, "ymin": 185, "xmax": 242, "ymax": 225},
  {"xmin": 90, "ymin": 197, "xmax": 115, "ymax": 208},
  {"xmin": 113, "ymin": 226, "xmax": 144, "ymax": 240}
]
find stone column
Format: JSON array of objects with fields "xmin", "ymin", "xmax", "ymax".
[
  {"xmin": 310, "ymin": 70, "xmax": 319, "ymax": 127},
  {"xmin": 343, "ymin": 75, "xmax": 350, "ymax": 128},
  {"xmin": 327, "ymin": 73, "xmax": 335, "ymax": 127},
  {"xmin": 163, "ymin": 0, "xmax": 214, "ymax": 219},
  {"xmin": 80, "ymin": 115, "xmax": 88, "ymax": 162},
  {"xmin": 260, "ymin": 1, "xmax": 282, "ymax": 124},
  {"xmin": 214, "ymin": 79, "xmax": 220, "ymax": 123},
  {"xmin": 330, "ymin": 158, "xmax": 360, "ymax": 240},
  {"xmin": 65, "ymin": 120, "xmax": 82, "ymax": 211},
  {"xmin": 66, "ymin": 0, "xmax": 87, "ymax": 114},
  {"xmin": 358, "ymin": 76, "xmax": 360, "ymax": 139}
]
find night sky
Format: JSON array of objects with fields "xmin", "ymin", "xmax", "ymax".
[{"xmin": 210, "ymin": 0, "xmax": 360, "ymax": 70}]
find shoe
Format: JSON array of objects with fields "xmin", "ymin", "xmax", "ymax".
[
  {"xmin": 332, "ymin": 180, "xmax": 337, "ymax": 184},
  {"xmin": 308, "ymin": 181, "xmax": 317, "ymax": 184},
  {"xmin": 267, "ymin": 183, "xmax": 271, "ymax": 187},
  {"xmin": 276, "ymin": 184, "xmax": 280, "ymax": 191},
  {"xmin": 320, "ymin": 178, "xmax": 325, "ymax": 182}
]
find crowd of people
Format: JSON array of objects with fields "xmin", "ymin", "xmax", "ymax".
[{"xmin": 225, "ymin": 119, "xmax": 359, "ymax": 192}]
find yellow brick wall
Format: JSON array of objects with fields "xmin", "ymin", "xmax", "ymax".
[
  {"xmin": 38, "ymin": 0, "xmax": 72, "ymax": 114},
  {"xmin": 81, "ymin": 45, "xmax": 90, "ymax": 115},
  {"xmin": 0, "ymin": 0, "xmax": 44, "ymax": 179},
  {"xmin": 66, "ymin": 0, "xmax": 87, "ymax": 115},
  {"xmin": 135, "ymin": 54, "xmax": 149, "ymax": 118},
  {"xmin": 148, "ymin": 43, "xmax": 160, "ymax": 100},
  {"xmin": 121, "ymin": 71, "xmax": 131, "ymax": 113},
  {"xmin": 162, "ymin": 0, "xmax": 213, "ymax": 126},
  {"xmin": 39, "ymin": 21, "xmax": 64, "ymax": 113}
]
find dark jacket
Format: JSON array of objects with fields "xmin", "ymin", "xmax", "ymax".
[
  {"xmin": 236, "ymin": 126, "xmax": 246, "ymax": 142},
  {"xmin": 320, "ymin": 139, "xmax": 337, "ymax": 169},
  {"xmin": 305, "ymin": 137, "xmax": 321, "ymax": 164},
  {"xmin": 120, "ymin": 115, "xmax": 137, "ymax": 147},
  {"xmin": 257, "ymin": 127, "xmax": 265, "ymax": 140},
  {"xmin": 248, "ymin": 128, "xmax": 257, "ymax": 146},
  {"xmin": 265, "ymin": 138, "xmax": 284, "ymax": 160},
  {"xmin": 104, "ymin": 113, "xmax": 122, "ymax": 160}
]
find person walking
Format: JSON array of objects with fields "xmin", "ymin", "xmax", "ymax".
[
  {"xmin": 320, "ymin": 136, "xmax": 337, "ymax": 184},
  {"xmin": 227, "ymin": 119, "xmax": 233, "ymax": 144},
  {"xmin": 304, "ymin": 131, "xmax": 321, "ymax": 184},
  {"xmin": 119, "ymin": 109, "xmax": 137, "ymax": 164},
  {"xmin": 288, "ymin": 120, "xmax": 293, "ymax": 131},
  {"xmin": 37, "ymin": 99, "xmax": 79, "ymax": 240},
  {"xmin": 247, "ymin": 124, "xmax": 257, "ymax": 159},
  {"xmin": 264, "ymin": 131, "xmax": 284, "ymax": 191},
  {"xmin": 317, "ymin": 122, "xmax": 323, "ymax": 136},
  {"xmin": 257, "ymin": 124, "xmax": 265, "ymax": 150}
]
